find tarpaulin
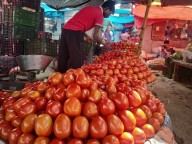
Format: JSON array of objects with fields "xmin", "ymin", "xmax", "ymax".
[
  {"xmin": 161, "ymin": 0, "xmax": 192, "ymax": 6},
  {"xmin": 105, "ymin": 15, "xmax": 134, "ymax": 24}
]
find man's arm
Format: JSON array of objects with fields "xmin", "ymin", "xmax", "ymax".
[{"xmin": 93, "ymin": 25, "xmax": 106, "ymax": 45}]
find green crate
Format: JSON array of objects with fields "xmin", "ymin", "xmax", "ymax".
[{"xmin": 46, "ymin": 40, "xmax": 59, "ymax": 57}]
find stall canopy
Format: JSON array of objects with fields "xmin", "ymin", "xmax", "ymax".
[{"xmin": 161, "ymin": 0, "xmax": 192, "ymax": 6}]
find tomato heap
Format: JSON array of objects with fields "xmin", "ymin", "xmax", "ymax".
[
  {"xmin": 0, "ymin": 67, "xmax": 166, "ymax": 144},
  {"xmin": 110, "ymin": 40, "xmax": 137, "ymax": 52}
]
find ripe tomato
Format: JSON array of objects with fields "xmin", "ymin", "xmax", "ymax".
[
  {"xmin": 21, "ymin": 114, "xmax": 37, "ymax": 133},
  {"xmin": 50, "ymin": 138, "xmax": 65, "ymax": 144},
  {"xmin": 110, "ymin": 92, "xmax": 129, "ymax": 110},
  {"xmin": 82, "ymin": 102, "xmax": 99, "ymax": 120},
  {"xmin": 80, "ymin": 89, "xmax": 90, "ymax": 102},
  {"xmin": 35, "ymin": 114, "xmax": 53, "ymax": 137},
  {"xmin": 88, "ymin": 89, "xmax": 102, "ymax": 104},
  {"xmin": 118, "ymin": 132, "xmax": 134, "ymax": 144},
  {"xmin": 157, "ymin": 103, "xmax": 166, "ymax": 116},
  {"xmin": 48, "ymin": 72, "xmax": 62, "ymax": 85},
  {"xmin": 89, "ymin": 81, "xmax": 99, "ymax": 91},
  {"xmin": 20, "ymin": 87, "xmax": 33, "ymax": 98},
  {"xmin": 45, "ymin": 86, "xmax": 56, "ymax": 100},
  {"xmin": 102, "ymin": 135, "xmax": 120, "ymax": 144},
  {"xmin": 106, "ymin": 114, "xmax": 124, "ymax": 136},
  {"xmin": 147, "ymin": 118, "xmax": 160, "ymax": 132},
  {"xmin": 73, "ymin": 116, "xmax": 89, "ymax": 139},
  {"xmin": 132, "ymin": 127, "xmax": 146, "ymax": 144},
  {"xmin": 34, "ymin": 136, "xmax": 50, "ymax": 144},
  {"xmin": 98, "ymin": 98, "xmax": 115, "ymax": 116},
  {"xmin": 63, "ymin": 72, "xmax": 75, "ymax": 87},
  {"xmin": 64, "ymin": 97, "xmax": 81, "ymax": 117},
  {"xmin": 127, "ymin": 90, "xmax": 142, "ymax": 107},
  {"xmin": 133, "ymin": 88, "xmax": 147, "ymax": 104},
  {"xmin": 140, "ymin": 105, "xmax": 152, "ymax": 120},
  {"xmin": 11, "ymin": 116, "xmax": 23, "ymax": 128},
  {"xmin": 11, "ymin": 91, "xmax": 21, "ymax": 99},
  {"xmin": 86, "ymin": 139, "xmax": 100, "ymax": 144},
  {"xmin": 17, "ymin": 102, "xmax": 36, "ymax": 118},
  {"xmin": 34, "ymin": 97, "xmax": 47, "ymax": 111},
  {"xmin": 131, "ymin": 108, "xmax": 147, "ymax": 127},
  {"xmin": 8, "ymin": 128, "xmax": 22, "ymax": 144},
  {"xmin": 152, "ymin": 112, "xmax": 164, "ymax": 124},
  {"xmin": 118, "ymin": 110, "xmax": 136, "ymax": 131},
  {"xmin": 46, "ymin": 100, "xmax": 62, "ymax": 118},
  {"xmin": 26, "ymin": 91, "xmax": 41, "ymax": 101},
  {"xmin": 89, "ymin": 116, "xmax": 107, "ymax": 139},
  {"xmin": 0, "ymin": 124, "xmax": 13, "ymax": 140},
  {"xmin": 2, "ymin": 97, "xmax": 16, "ymax": 110},
  {"xmin": 66, "ymin": 83, "xmax": 82, "ymax": 99},
  {"xmin": 53, "ymin": 113, "xmax": 71, "ymax": 139},
  {"xmin": 5, "ymin": 109, "xmax": 17, "ymax": 122},
  {"xmin": 53, "ymin": 88, "xmax": 66, "ymax": 102},
  {"xmin": 76, "ymin": 74, "xmax": 92, "ymax": 88},
  {"xmin": 141, "ymin": 124, "xmax": 155, "ymax": 139},
  {"xmin": 37, "ymin": 82, "xmax": 49, "ymax": 94},
  {"xmin": 106, "ymin": 84, "xmax": 117, "ymax": 95},
  {"xmin": 67, "ymin": 138, "xmax": 84, "ymax": 144},
  {"xmin": 18, "ymin": 133, "xmax": 35, "ymax": 144},
  {"xmin": 145, "ymin": 99, "xmax": 157, "ymax": 113},
  {"xmin": 13, "ymin": 97, "xmax": 31, "ymax": 112}
]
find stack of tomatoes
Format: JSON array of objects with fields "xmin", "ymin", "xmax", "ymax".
[
  {"xmin": 110, "ymin": 41, "xmax": 137, "ymax": 52},
  {"xmin": 0, "ymin": 67, "xmax": 165, "ymax": 144}
]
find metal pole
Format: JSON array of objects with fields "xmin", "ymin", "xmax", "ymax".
[{"xmin": 137, "ymin": 0, "xmax": 153, "ymax": 55}]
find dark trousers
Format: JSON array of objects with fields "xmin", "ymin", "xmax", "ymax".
[{"xmin": 58, "ymin": 29, "xmax": 84, "ymax": 73}]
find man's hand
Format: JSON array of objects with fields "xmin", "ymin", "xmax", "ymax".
[{"xmin": 102, "ymin": 43, "xmax": 111, "ymax": 53}]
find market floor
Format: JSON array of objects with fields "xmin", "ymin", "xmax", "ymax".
[{"xmin": 148, "ymin": 73, "xmax": 192, "ymax": 144}]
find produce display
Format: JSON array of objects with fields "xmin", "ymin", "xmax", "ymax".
[
  {"xmin": 110, "ymin": 41, "xmax": 138, "ymax": 52},
  {"xmin": 147, "ymin": 58, "xmax": 165, "ymax": 66}
]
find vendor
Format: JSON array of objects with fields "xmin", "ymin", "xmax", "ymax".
[{"xmin": 57, "ymin": 1, "xmax": 115, "ymax": 73}]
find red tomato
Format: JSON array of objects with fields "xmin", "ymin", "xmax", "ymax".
[
  {"xmin": 106, "ymin": 84, "xmax": 117, "ymax": 95},
  {"xmin": 147, "ymin": 118, "xmax": 160, "ymax": 132},
  {"xmin": 57, "ymin": 82, "xmax": 65, "ymax": 89},
  {"xmin": 5, "ymin": 110, "xmax": 17, "ymax": 122},
  {"xmin": 127, "ymin": 90, "xmax": 142, "ymax": 107},
  {"xmin": 63, "ymin": 72, "xmax": 75, "ymax": 87},
  {"xmin": 141, "ymin": 124, "xmax": 155, "ymax": 139},
  {"xmin": 110, "ymin": 92, "xmax": 129, "ymax": 110},
  {"xmin": 131, "ymin": 127, "xmax": 146, "ymax": 144},
  {"xmin": 8, "ymin": 128, "xmax": 22, "ymax": 144},
  {"xmin": 75, "ymin": 68, "xmax": 85, "ymax": 76},
  {"xmin": 82, "ymin": 102, "xmax": 99, "ymax": 119},
  {"xmin": 98, "ymin": 98, "xmax": 115, "ymax": 116},
  {"xmin": 0, "ymin": 124, "xmax": 13, "ymax": 140},
  {"xmin": 89, "ymin": 81, "xmax": 99, "ymax": 91},
  {"xmin": 102, "ymin": 135, "xmax": 120, "ymax": 144},
  {"xmin": 86, "ymin": 139, "xmax": 100, "ymax": 144},
  {"xmin": 145, "ymin": 99, "xmax": 157, "ymax": 113},
  {"xmin": 73, "ymin": 116, "xmax": 89, "ymax": 139},
  {"xmin": 17, "ymin": 102, "xmax": 36, "ymax": 118},
  {"xmin": 13, "ymin": 97, "xmax": 31, "ymax": 112},
  {"xmin": 66, "ymin": 83, "xmax": 82, "ymax": 99},
  {"xmin": 11, "ymin": 91, "xmax": 21, "ymax": 99},
  {"xmin": 48, "ymin": 72, "xmax": 62, "ymax": 85},
  {"xmin": 152, "ymin": 112, "xmax": 164, "ymax": 124},
  {"xmin": 35, "ymin": 114, "xmax": 53, "ymax": 137},
  {"xmin": 131, "ymin": 108, "xmax": 147, "ymax": 127},
  {"xmin": 67, "ymin": 138, "xmax": 84, "ymax": 144},
  {"xmin": 64, "ymin": 97, "xmax": 81, "ymax": 117},
  {"xmin": 53, "ymin": 113, "xmax": 71, "ymax": 139},
  {"xmin": 18, "ymin": 134, "xmax": 35, "ymax": 144},
  {"xmin": 133, "ymin": 88, "xmax": 147, "ymax": 104},
  {"xmin": 37, "ymin": 82, "xmax": 49, "ymax": 94},
  {"xmin": 118, "ymin": 132, "xmax": 134, "ymax": 144},
  {"xmin": 45, "ymin": 86, "xmax": 56, "ymax": 100},
  {"xmin": 140, "ymin": 105, "xmax": 152, "ymax": 120},
  {"xmin": 89, "ymin": 116, "xmax": 107, "ymax": 139},
  {"xmin": 50, "ymin": 138, "xmax": 65, "ymax": 144},
  {"xmin": 76, "ymin": 74, "xmax": 92, "ymax": 88},
  {"xmin": 53, "ymin": 88, "xmax": 66, "ymax": 102},
  {"xmin": 80, "ymin": 89, "xmax": 90, "ymax": 102},
  {"xmin": 34, "ymin": 97, "xmax": 47, "ymax": 111},
  {"xmin": 20, "ymin": 87, "xmax": 33, "ymax": 98},
  {"xmin": 157, "ymin": 103, "xmax": 166, "ymax": 116},
  {"xmin": 46, "ymin": 101, "xmax": 62, "ymax": 118},
  {"xmin": 106, "ymin": 114, "xmax": 124, "ymax": 136},
  {"xmin": 21, "ymin": 114, "xmax": 37, "ymax": 133},
  {"xmin": 118, "ymin": 110, "xmax": 136, "ymax": 131},
  {"xmin": 2, "ymin": 97, "xmax": 16, "ymax": 110},
  {"xmin": 88, "ymin": 89, "xmax": 102, "ymax": 104},
  {"xmin": 26, "ymin": 91, "xmax": 41, "ymax": 101},
  {"xmin": 34, "ymin": 136, "xmax": 50, "ymax": 144},
  {"xmin": 11, "ymin": 116, "xmax": 23, "ymax": 128}
]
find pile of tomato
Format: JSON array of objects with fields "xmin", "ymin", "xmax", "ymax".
[
  {"xmin": 0, "ymin": 65, "xmax": 165, "ymax": 144},
  {"xmin": 110, "ymin": 41, "xmax": 138, "ymax": 52}
]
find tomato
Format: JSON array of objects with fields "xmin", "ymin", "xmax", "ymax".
[
  {"xmin": 5, "ymin": 109, "xmax": 17, "ymax": 122},
  {"xmin": 102, "ymin": 135, "xmax": 120, "ymax": 144},
  {"xmin": 53, "ymin": 88, "xmax": 66, "ymax": 102},
  {"xmin": 157, "ymin": 103, "xmax": 166, "ymax": 116},
  {"xmin": 34, "ymin": 137, "xmax": 50, "ymax": 144},
  {"xmin": 141, "ymin": 124, "xmax": 155, "ymax": 139},
  {"xmin": 0, "ymin": 108, "xmax": 5, "ymax": 117},
  {"xmin": 110, "ymin": 92, "xmax": 129, "ymax": 110},
  {"xmin": 126, "ymin": 90, "xmax": 142, "ymax": 107},
  {"xmin": 86, "ymin": 139, "xmax": 100, "ymax": 144},
  {"xmin": 2, "ymin": 97, "xmax": 16, "ymax": 110},
  {"xmin": 53, "ymin": 113, "xmax": 71, "ymax": 139},
  {"xmin": 118, "ymin": 110, "xmax": 136, "ymax": 131},
  {"xmin": 37, "ymin": 82, "xmax": 49, "ymax": 94},
  {"xmin": 147, "ymin": 118, "xmax": 160, "ymax": 132},
  {"xmin": 13, "ymin": 97, "xmax": 31, "ymax": 112},
  {"xmin": 20, "ymin": 87, "xmax": 33, "ymax": 98},
  {"xmin": 67, "ymin": 138, "xmax": 84, "ymax": 144},
  {"xmin": 80, "ymin": 89, "xmax": 90, "ymax": 101},
  {"xmin": 140, "ymin": 105, "xmax": 152, "ymax": 120},
  {"xmin": 18, "ymin": 134, "xmax": 35, "ymax": 144},
  {"xmin": 89, "ymin": 116, "xmax": 107, "ymax": 139},
  {"xmin": 0, "ymin": 124, "xmax": 13, "ymax": 140},
  {"xmin": 73, "ymin": 116, "xmax": 89, "ymax": 139},
  {"xmin": 89, "ymin": 81, "xmax": 99, "ymax": 91},
  {"xmin": 131, "ymin": 127, "xmax": 146, "ymax": 144},
  {"xmin": 64, "ymin": 97, "xmax": 81, "ymax": 117},
  {"xmin": 66, "ymin": 83, "xmax": 82, "ymax": 99},
  {"xmin": 11, "ymin": 91, "xmax": 21, "ymax": 99},
  {"xmin": 33, "ymin": 81, "xmax": 41, "ymax": 90},
  {"xmin": 88, "ymin": 89, "xmax": 102, "ymax": 104},
  {"xmin": 50, "ymin": 138, "xmax": 65, "ymax": 144},
  {"xmin": 8, "ymin": 128, "xmax": 22, "ymax": 144},
  {"xmin": 145, "ymin": 99, "xmax": 157, "ymax": 113},
  {"xmin": 46, "ymin": 100, "xmax": 62, "ymax": 119},
  {"xmin": 76, "ymin": 74, "xmax": 92, "ymax": 88},
  {"xmin": 21, "ymin": 114, "xmax": 37, "ymax": 133},
  {"xmin": 75, "ymin": 68, "xmax": 85, "ymax": 76},
  {"xmin": 133, "ymin": 88, "xmax": 147, "ymax": 104},
  {"xmin": 57, "ymin": 82, "xmax": 65, "ymax": 89},
  {"xmin": 106, "ymin": 84, "xmax": 117, "ymax": 95},
  {"xmin": 26, "ymin": 90, "xmax": 41, "ymax": 101},
  {"xmin": 63, "ymin": 72, "xmax": 75, "ymax": 87},
  {"xmin": 35, "ymin": 114, "xmax": 53, "ymax": 136},
  {"xmin": 11, "ymin": 116, "xmax": 23, "ymax": 128},
  {"xmin": 131, "ymin": 108, "xmax": 147, "ymax": 127},
  {"xmin": 118, "ymin": 132, "xmax": 134, "ymax": 144},
  {"xmin": 17, "ymin": 102, "xmax": 36, "ymax": 118},
  {"xmin": 48, "ymin": 72, "xmax": 62, "ymax": 85},
  {"xmin": 152, "ymin": 112, "xmax": 164, "ymax": 124},
  {"xmin": 98, "ymin": 98, "xmax": 115, "ymax": 116},
  {"xmin": 34, "ymin": 97, "xmax": 47, "ymax": 111},
  {"xmin": 82, "ymin": 102, "xmax": 99, "ymax": 119},
  {"xmin": 106, "ymin": 114, "xmax": 124, "ymax": 136},
  {"xmin": 45, "ymin": 85, "xmax": 56, "ymax": 100}
]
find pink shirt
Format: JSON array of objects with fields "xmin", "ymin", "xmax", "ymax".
[{"xmin": 64, "ymin": 6, "xmax": 104, "ymax": 32}]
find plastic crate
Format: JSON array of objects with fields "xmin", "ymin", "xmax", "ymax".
[
  {"xmin": 46, "ymin": 40, "xmax": 59, "ymax": 57},
  {"xmin": 2, "ymin": 22, "xmax": 14, "ymax": 38},
  {"xmin": 16, "ymin": 0, "xmax": 41, "ymax": 12},
  {"xmin": 3, "ymin": 5, "xmax": 14, "ymax": 23},
  {"xmin": 0, "ymin": 56, "xmax": 17, "ymax": 74}
]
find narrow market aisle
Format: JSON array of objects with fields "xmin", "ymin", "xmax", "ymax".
[{"xmin": 148, "ymin": 74, "xmax": 192, "ymax": 144}]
